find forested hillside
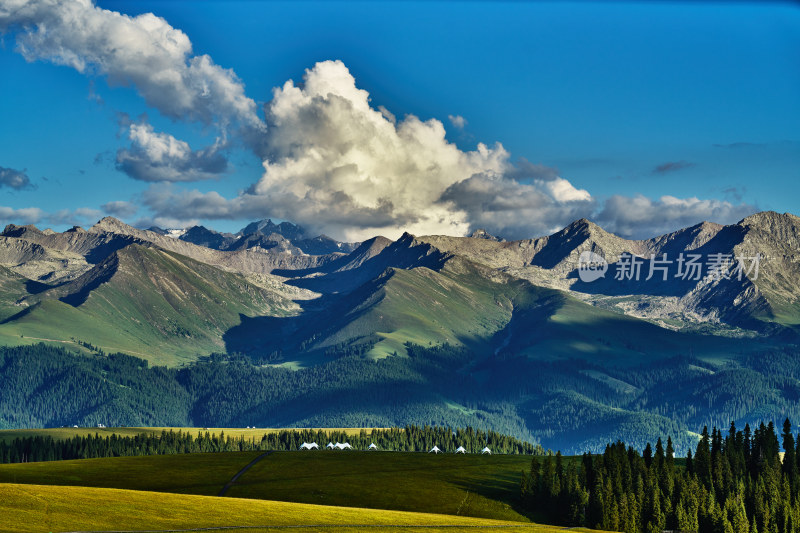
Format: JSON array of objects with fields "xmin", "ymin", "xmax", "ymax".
[{"xmin": 4, "ymin": 343, "xmax": 800, "ymax": 454}]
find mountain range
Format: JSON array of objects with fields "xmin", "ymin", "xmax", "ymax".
[
  {"xmin": 0, "ymin": 211, "xmax": 798, "ymax": 452},
  {"xmin": 148, "ymin": 219, "xmax": 360, "ymax": 256}
]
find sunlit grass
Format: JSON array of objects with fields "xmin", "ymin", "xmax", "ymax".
[
  {"xmin": 0, "ymin": 426, "xmax": 381, "ymax": 443},
  {"xmin": 1, "ymin": 483, "xmax": 600, "ymax": 533}
]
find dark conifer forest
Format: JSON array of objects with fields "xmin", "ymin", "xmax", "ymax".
[
  {"xmin": 521, "ymin": 421, "xmax": 800, "ymax": 533},
  {"xmin": 3, "ymin": 343, "xmax": 800, "ymax": 455}
]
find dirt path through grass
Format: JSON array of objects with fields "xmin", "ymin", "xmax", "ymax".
[{"xmin": 218, "ymin": 451, "xmax": 273, "ymax": 496}]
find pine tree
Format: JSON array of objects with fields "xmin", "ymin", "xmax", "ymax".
[
  {"xmin": 666, "ymin": 437, "xmax": 675, "ymax": 470},
  {"xmin": 697, "ymin": 426, "xmax": 713, "ymax": 489},
  {"xmin": 644, "ymin": 442, "xmax": 653, "ymax": 469},
  {"xmin": 781, "ymin": 419, "xmax": 796, "ymax": 481}
]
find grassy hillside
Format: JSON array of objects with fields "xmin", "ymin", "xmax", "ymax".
[
  {"xmin": 316, "ymin": 264, "xmax": 520, "ymax": 359},
  {"xmin": 0, "ymin": 245, "xmax": 297, "ymax": 365},
  {"xmin": 0, "ymin": 451, "xmax": 257, "ymax": 495},
  {"xmin": 227, "ymin": 450, "xmax": 534, "ymax": 521},
  {"xmin": 2, "ymin": 483, "xmax": 586, "ymax": 533},
  {"xmin": 0, "ymin": 450, "xmax": 540, "ymax": 523}
]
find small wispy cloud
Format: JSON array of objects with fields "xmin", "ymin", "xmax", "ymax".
[
  {"xmin": 653, "ymin": 161, "xmax": 695, "ymax": 175},
  {"xmin": 0, "ymin": 206, "xmax": 45, "ymax": 225},
  {"xmin": 722, "ymin": 186, "xmax": 745, "ymax": 202},
  {"xmin": 102, "ymin": 200, "xmax": 138, "ymax": 218},
  {"xmin": 48, "ymin": 208, "xmax": 103, "ymax": 227},
  {"xmin": 0, "ymin": 166, "xmax": 36, "ymax": 191},
  {"xmin": 712, "ymin": 142, "xmax": 761, "ymax": 150},
  {"xmin": 0, "ymin": 206, "xmax": 106, "ymax": 228},
  {"xmin": 448, "ymin": 114, "xmax": 467, "ymax": 130}
]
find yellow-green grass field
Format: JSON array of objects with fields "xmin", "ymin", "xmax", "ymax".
[
  {"xmin": 227, "ymin": 451, "xmax": 533, "ymax": 522},
  {"xmin": 0, "ymin": 427, "xmax": 381, "ymax": 443},
  {"xmin": 2, "ymin": 483, "xmax": 601, "ymax": 533},
  {"xmin": 0, "ymin": 452, "xmax": 260, "ymax": 496},
  {"xmin": 0, "ymin": 450, "xmax": 540, "ymax": 522}
]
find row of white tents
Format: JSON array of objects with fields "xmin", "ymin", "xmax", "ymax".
[
  {"xmin": 299, "ymin": 441, "xmax": 368, "ymax": 450},
  {"xmin": 299, "ymin": 442, "xmax": 491, "ymax": 454},
  {"xmin": 430, "ymin": 445, "xmax": 491, "ymax": 455}
]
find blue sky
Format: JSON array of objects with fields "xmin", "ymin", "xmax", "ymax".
[{"xmin": 0, "ymin": 1, "xmax": 798, "ymax": 240}]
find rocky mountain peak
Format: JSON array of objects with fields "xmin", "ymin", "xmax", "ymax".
[
  {"xmin": 238, "ymin": 219, "xmax": 304, "ymax": 240},
  {"xmin": 738, "ymin": 211, "xmax": 800, "ymax": 242},
  {"xmin": 469, "ymin": 229, "xmax": 504, "ymax": 241},
  {"xmin": 89, "ymin": 216, "xmax": 139, "ymax": 236},
  {"xmin": 564, "ymin": 218, "xmax": 595, "ymax": 231},
  {"xmin": 2, "ymin": 223, "xmax": 43, "ymax": 238}
]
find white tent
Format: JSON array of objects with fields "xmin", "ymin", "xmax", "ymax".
[
  {"xmin": 326, "ymin": 442, "xmax": 335, "ymax": 449},
  {"xmin": 481, "ymin": 447, "xmax": 492, "ymax": 455},
  {"xmin": 429, "ymin": 446, "xmax": 441, "ymax": 454},
  {"xmin": 335, "ymin": 442, "xmax": 352, "ymax": 450},
  {"xmin": 455, "ymin": 446, "xmax": 466, "ymax": 454},
  {"xmin": 368, "ymin": 443, "xmax": 378, "ymax": 450},
  {"xmin": 299, "ymin": 442, "xmax": 319, "ymax": 450}
]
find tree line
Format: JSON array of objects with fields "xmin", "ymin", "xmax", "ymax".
[
  {"xmin": 521, "ymin": 419, "xmax": 800, "ymax": 533},
  {"xmin": 0, "ymin": 424, "xmax": 542, "ymax": 464}
]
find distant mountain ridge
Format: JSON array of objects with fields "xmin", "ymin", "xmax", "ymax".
[{"xmin": 158, "ymin": 218, "xmax": 360, "ymax": 256}]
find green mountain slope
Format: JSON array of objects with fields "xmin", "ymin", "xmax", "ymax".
[
  {"xmin": 0, "ymin": 266, "xmax": 28, "ymax": 322},
  {"xmin": 0, "ymin": 244, "xmax": 297, "ymax": 365},
  {"xmin": 312, "ymin": 261, "xmax": 519, "ymax": 359},
  {"xmin": 280, "ymin": 253, "xmax": 753, "ymax": 367}
]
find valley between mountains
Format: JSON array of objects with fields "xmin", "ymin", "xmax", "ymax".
[{"xmin": 0, "ymin": 212, "xmax": 798, "ymax": 453}]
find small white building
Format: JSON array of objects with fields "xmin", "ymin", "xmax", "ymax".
[
  {"xmin": 368, "ymin": 443, "xmax": 378, "ymax": 450},
  {"xmin": 326, "ymin": 442, "xmax": 335, "ymax": 449},
  {"xmin": 299, "ymin": 442, "xmax": 319, "ymax": 450},
  {"xmin": 335, "ymin": 442, "xmax": 352, "ymax": 450},
  {"xmin": 455, "ymin": 446, "xmax": 466, "ymax": 454},
  {"xmin": 429, "ymin": 446, "xmax": 441, "ymax": 454},
  {"xmin": 481, "ymin": 447, "xmax": 492, "ymax": 455}
]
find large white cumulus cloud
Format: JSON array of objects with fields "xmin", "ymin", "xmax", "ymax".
[
  {"xmin": 251, "ymin": 60, "xmax": 512, "ymax": 240},
  {"xmin": 0, "ymin": 0, "xmax": 262, "ymax": 129},
  {"xmin": 145, "ymin": 60, "xmax": 594, "ymax": 241}
]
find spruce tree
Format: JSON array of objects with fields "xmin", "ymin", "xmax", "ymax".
[{"xmin": 781, "ymin": 419, "xmax": 796, "ymax": 481}]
